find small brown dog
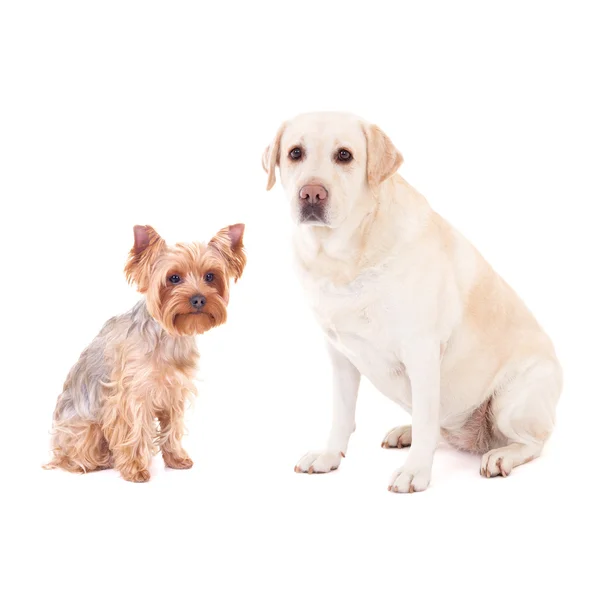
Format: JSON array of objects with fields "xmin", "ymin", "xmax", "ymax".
[{"xmin": 45, "ymin": 223, "xmax": 246, "ymax": 482}]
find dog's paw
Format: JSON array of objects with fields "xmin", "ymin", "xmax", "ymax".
[
  {"xmin": 388, "ymin": 465, "xmax": 431, "ymax": 493},
  {"xmin": 480, "ymin": 449, "xmax": 513, "ymax": 478},
  {"xmin": 381, "ymin": 425, "xmax": 412, "ymax": 449},
  {"xmin": 163, "ymin": 451, "xmax": 194, "ymax": 470},
  {"xmin": 294, "ymin": 451, "xmax": 344, "ymax": 474},
  {"xmin": 122, "ymin": 468, "xmax": 151, "ymax": 483}
]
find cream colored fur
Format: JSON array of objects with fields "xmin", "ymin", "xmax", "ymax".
[{"xmin": 264, "ymin": 111, "xmax": 562, "ymax": 492}]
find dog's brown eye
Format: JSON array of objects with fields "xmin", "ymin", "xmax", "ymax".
[
  {"xmin": 289, "ymin": 147, "xmax": 303, "ymax": 160},
  {"xmin": 337, "ymin": 149, "xmax": 352, "ymax": 162},
  {"xmin": 204, "ymin": 273, "xmax": 214, "ymax": 283},
  {"xmin": 169, "ymin": 274, "xmax": 181, "ymax": 284}
]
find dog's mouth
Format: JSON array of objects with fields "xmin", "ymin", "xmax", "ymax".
[
  {"xmin": 300, "ymin": 206, "xmax": 327, "ymax": 224},
  {"xmin": 175, "ymin": 311, "xmax": 215, "ymax": 321},
  {"xmin": 171, "ymin": 312, "xmax": 218, "ymax": 336}
]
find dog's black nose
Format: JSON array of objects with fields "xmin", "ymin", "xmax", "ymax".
[{"xmin": 190, "ymin": 295, "xmax": 206, "ymax": 309}]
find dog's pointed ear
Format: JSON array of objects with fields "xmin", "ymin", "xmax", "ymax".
[
  {"xmin": 209, "ymin": 223, "xmax": 247, "ymax": 281},
  {"xmin": 124, "ymin": 225, "xmax": 166, "ymax": 292},
  {"xmin": 262, "ymin": 123, "xmax": 286, "ymax": 191},
  {"xmin": 363, "ymin": 124, "xmax": 403, "ymax": 188}
]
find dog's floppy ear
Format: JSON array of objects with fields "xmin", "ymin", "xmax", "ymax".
[
  {"xmin": 209, "ymin": 223, "xmax": 247, "ymax": 281},
  {"xmin": 363, "ymin": 124, "xmax": 403, "ymax": 188},
  {"xmin": 262, "ymin": 122, "xmax": 286, "ymax": 191},
  {"xmin": 124, "ymin": 225, "xmax": 166, "ymax": 292}
]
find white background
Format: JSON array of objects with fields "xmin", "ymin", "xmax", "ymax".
[{"xmin": 1, "ymin": 2, "xmax": 599, "ymax": 598}]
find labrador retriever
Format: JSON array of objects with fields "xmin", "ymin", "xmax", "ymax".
[{"xmin": 262, "ymin": 112, "xmax": 562, "ymax": 493}]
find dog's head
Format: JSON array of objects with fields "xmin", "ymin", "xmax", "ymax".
[
  {"xmin": 262, "ymin": 112, "xmax": 403, "ymax": 228},
  {"xmin": 124, "ymin": 224, "xmax": 246, "ymax": 336}
]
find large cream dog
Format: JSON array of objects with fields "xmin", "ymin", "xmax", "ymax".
[{"xmin": 263, "ymin": 112, "xmax": 562, "ymax": 493}]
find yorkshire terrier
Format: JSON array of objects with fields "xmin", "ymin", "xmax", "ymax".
[{"xmin": 45, "ymin": 223, "xmax": 246, "ymax": 482}]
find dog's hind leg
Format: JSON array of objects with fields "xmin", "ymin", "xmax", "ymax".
[
  {"xmin": 381, "ymin": 424, "xmax": 412, "ymax": 449},
  {"xmin": 45, "ymin": 420, "xmax": 111, "ymax": 473},
  {"xmin": 480, "ymin": 358, "xmax": 561, "ymax": 478}
]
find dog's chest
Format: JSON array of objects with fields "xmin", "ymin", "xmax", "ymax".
[
  {"xmin": 145, "ymin": 337, "xmax": 199, "ymax": 412},
  {"xmin": 301, "ymin": 269, "xmax": 413, "ymax": 405}
]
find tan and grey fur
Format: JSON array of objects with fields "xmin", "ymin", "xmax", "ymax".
[
  {"xmin": 49, "ymin": 300, "xmax": 199, "ymax": 478},
  {"xmin": 46, "ymin": 223, "xmax": 246, "ymax": 482}
]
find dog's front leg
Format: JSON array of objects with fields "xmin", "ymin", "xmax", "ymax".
[
  {"xmin": 158, "ymin": 401, "xmax": 193, "ymax": 470},
  {"xmin": 294, "ymin": 340, "xmax": 360, "ymax": 474},
  {"xmin": 102, "ymin": 387, "xmax": 155, "ymax": 483},
  {"xmin": 389, "ymin": 341, "xmax": 440, "ymax": 493}
]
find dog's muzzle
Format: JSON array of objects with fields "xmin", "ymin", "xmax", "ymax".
[{"xmin": 299, "ymin": 184, "xmax": 328, "ymax": 224}]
